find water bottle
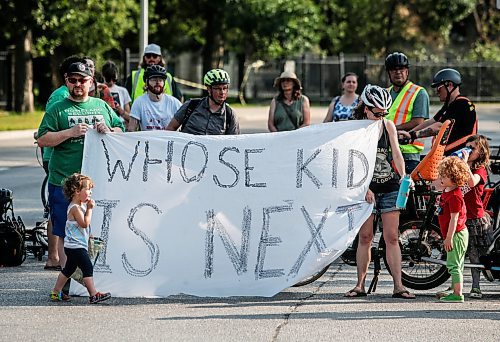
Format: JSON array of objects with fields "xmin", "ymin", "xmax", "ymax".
[
  {"xmin": 396, "ymin": 175, "xmax": 412, "ymax": 209},
  {"xmin": 450, "ymin": 147, "xmax": 472, "ymax": 159}
]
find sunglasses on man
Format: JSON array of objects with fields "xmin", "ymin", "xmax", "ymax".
[{"xmin": 66, "ymin": 77, "xmax": 91, "ymax": 85}]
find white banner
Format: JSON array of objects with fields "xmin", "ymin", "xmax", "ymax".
[{"xmin": 75, "ymin": 120, "xmax": 381, "ymax": 297}]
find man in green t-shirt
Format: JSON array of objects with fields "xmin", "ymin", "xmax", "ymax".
[
  {"xmin": 37, "ymin": 61, "xmax": 124, "ymax": 271},
  {"xmin": 38, "ymin": 55, "xmax": 82, "ymax": 270}
]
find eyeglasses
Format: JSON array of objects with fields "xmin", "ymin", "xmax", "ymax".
[
  {"xmin": 465, "ymin": 145, "xmax": 476, "ymax": 151},
  {"xmin": 144, "ymin": 53, "xmax": 160, "ymax": 59},
  {"xmin": 368, "ymin": 106, "xmax": 388, "ymax": 118},
  {"xmin": 211, "ymin": 86, "xmax": 229, "ymax": 92},
  {"xmin": 148, "ymin": 77, "xmax": 165, "ymax": 84},
  {"xmin": 389, "ymin": 67, "xmax": 407, "ymax": 73},
  {"xmin": 67, "ymin": 77, "xmax": 91, "ymax": 85}
]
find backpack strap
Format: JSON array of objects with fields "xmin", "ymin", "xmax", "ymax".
[
  {"xmin": 180, "ymin": 98, "xmax": 203, "ymax": 132},
  {"xmin": 181, "ymin": 98, "xmax": 234, "ymax": 133},
  {"xmin": 224, "ymin": 103, "xmax": 233, "ymax": 134}
]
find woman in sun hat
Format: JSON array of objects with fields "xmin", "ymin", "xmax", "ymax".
[{"xmin": 267, "ymin": 70, "xmax": 311, "ymax": 132}]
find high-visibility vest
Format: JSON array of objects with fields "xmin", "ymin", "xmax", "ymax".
[
  {"xmin": 387, "ymin": 82, "xmax": 425, "ymax": 154},
  {"xmin": 131, "ymin": 69, "xmax": 174, "ymax": 102}
]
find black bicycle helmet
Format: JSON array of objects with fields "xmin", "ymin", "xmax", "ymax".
[
  {"xmin": 431, "ymin": 68, "xmax": 462, "ymax": 88},
  {"xmin": 385, "ymin": 52, "xmax": 410, "ymax": 70},
  {"xmin": 143, "ymin": 65, "xmax": 167, "ymax": 82}
]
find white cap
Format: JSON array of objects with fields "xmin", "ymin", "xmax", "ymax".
[{"xmin": 144, "ymin": 43, "xmax": 161, "ymax": 56}]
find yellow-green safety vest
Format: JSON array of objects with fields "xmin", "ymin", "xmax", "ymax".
[
  {"xmin": 387, "ymin": 81, "xmax": 425, "ymax": 154},
  {"xmin": 131, "ymin": 69, "xmax": 173, "ymax": 102}
]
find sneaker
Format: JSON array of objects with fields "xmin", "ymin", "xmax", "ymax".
[
  {"xmin": 50, "ymin": 291, "xmax": 71, "ymax": 302},
  {"xmin": 89, "ymin": 292, "xmax": 111, "ymax": 304},
  {"xmin": 439, "ymin": 293, "xmax": 464, "ymax": 303},
  {"xmin": 435, "ymin": 287, "xmax": 453, "ymax": 299},
  {"xmin": 469, "ymin": 288, "xmax": 483, "ymax": 299}
]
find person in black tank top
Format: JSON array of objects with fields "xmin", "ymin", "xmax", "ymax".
[{"xmin": 345, "ymin": 85, "xmax": 416, "ymax": 299}]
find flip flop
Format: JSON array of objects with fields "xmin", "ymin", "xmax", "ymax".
[
  {"xmin": 344, "ymin": 288, "xmax": 367, "ymax": 298},
  {"xmin": 44, "ymin": 265, "xmax": 61, "ymax": 271},
  {"xmin": 392, "ymin": 290, "xmax": 416, "ymax": 299}
]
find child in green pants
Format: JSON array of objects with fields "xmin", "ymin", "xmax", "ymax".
[{"xmin": 435, "ymin": 157, "xmax": 470, "ymax": 302}]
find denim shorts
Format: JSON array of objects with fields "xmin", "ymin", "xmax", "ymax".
[
  {"xmin": 48, "ymin": 183, "xmax": 69, "ymax": 238},
  {"xmin": 372, "ymin": 190, "xmax": 399, "ymax": 214}
]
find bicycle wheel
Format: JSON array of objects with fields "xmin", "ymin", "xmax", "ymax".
[
  {"xmin": 489, "ymin": 190, "xmax": 500, "ymax": 233},
  {"xmin": 40, "ymin": 175, "xmax": 49, "ymax": 209},
  {"xmin": 397, "ymin": 220, "xmax": 450, "ymax": 290},
  {"xmin": 292, "ymin": 264, "xmax": 331, "ymax": 287}
]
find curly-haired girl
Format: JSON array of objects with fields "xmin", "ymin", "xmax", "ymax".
[
  {"xmin": 436, "ymin": 157, "xmax": 470, "ymax": 302},
  {"xmin": 461, "ymin": 135, "xmax": 492, "ymax": 299},
  {"xmin": 50, "ymin": 173, "xmax": 111, "ymax": 304}
]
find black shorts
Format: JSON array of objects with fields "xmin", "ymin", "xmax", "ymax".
[{"xmin": 62, "ymin": 247, "xmax": 93, "ymax": 279}]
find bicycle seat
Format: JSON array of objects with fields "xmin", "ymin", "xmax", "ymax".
[{"xmin": 410, "ymin": 119, "xmax": 454, "ymax": 182}]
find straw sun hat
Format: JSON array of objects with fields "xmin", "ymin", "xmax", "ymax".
[{"xmin": 273, "ymin": 70, "xmax": 302, "ymax": 88}]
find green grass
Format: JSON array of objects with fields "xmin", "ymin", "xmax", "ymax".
[{"xmin": 0, "ymin": 111, "xmax": 44, "ymax": 131}]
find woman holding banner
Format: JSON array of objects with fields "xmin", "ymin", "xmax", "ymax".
[
  {"xmin": 268, "ymin": 71, "xmax": 311, "ymax": 132},
  {"xmin": 344, "ymin": 84, "xmax": 416, "ymax": 299}
]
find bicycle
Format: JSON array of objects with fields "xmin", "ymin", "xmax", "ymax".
[
  {"xmin": 34, "ymin": 132, "xmax": 49, "ymax": 211},
  {"xmin": 294, "ymin": 120, "xmax": 455, "ymax": 289},
  {"xmin": 485, "ymin": 143, "xmax": 500, "ymax": 231},
  {"xmin": 20, "ymin": 132, "xmax": 50, "ymax": 260}
]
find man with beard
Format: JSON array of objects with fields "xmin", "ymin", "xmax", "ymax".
[
  {"xmin": 37, "ymin": 62, "xmax": 124, "ymax": 293},
  {"xmin": 166, "ymin": 68, "xmax": 240, "ymax": 135},
  {"xmin": 385, "ymin": 52, "xmax": 429, "ymax": 173},
  {"xmin": 127, "ymin": 65, "xmax": 182, "ymax": 131},
  {"xmin": 125, "ymin": 43, "xmax": 183, "ymax": 103}
]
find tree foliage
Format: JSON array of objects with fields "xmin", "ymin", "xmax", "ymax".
[
  {"xmin": 0, "ymin": 0, "xmax": 498, "ymax": 111},
  {"xmin": 316, "ymin": 0, "xmax": 477, "ymax": 58},
  {"xmin": 33, "ymin": 0, "xmax": 139, "ymax": 58},
  {"xmin": 225, "ymin": 0, "xmax": 322, "ymax": 60}
]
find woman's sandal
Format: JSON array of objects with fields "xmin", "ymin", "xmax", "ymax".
[
  {"xmin": 344, "ymin": 288, "xmax": 367, "ymax": 297},
  {"xmin": 392, "ymin": 290, "xmax": 416, "ymax": 299}
]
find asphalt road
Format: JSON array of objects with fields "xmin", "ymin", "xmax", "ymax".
[{"xmin": 1, "ymin": 105, "xmax": 499, "ymax": 341}]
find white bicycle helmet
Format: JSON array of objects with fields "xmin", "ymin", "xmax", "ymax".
[{"xmin": 361, "ymin": 84, "xmax": 392, "ymax": 110}]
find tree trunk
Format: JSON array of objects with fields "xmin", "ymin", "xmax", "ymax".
[
  {"xmin": 202, "ymin": 11, "xmax": 216, "ymax": 75},
  {"xmin": 383, "ymin": 0, "xmax": 398, "ymax": 56},
  {"xmin": 14, "ymin": 29, "xmax": 34, "ymax": 113},
  {"xmin": 202, "ymin": 1, "xmax": 225, "ymax": 75}
]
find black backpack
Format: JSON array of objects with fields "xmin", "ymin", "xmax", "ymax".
[{"xmin": 0, "ymin": 189, "xmax": 25, "ymax": 267}]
